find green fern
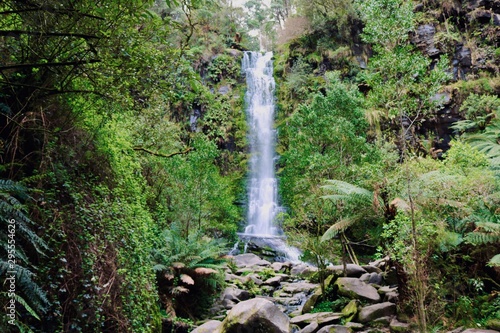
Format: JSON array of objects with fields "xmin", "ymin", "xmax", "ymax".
[
  {"xmin": 151, "ymin": 222, "xmax": 227, "ymax": 318},
  {"xmin": 488, "ymin": 254, "xmax": 500, "ymax": 267},
  {"xmin": 463, "ymin": 202, "xmax": 500, "ymax": 267},
  {"xmin": 321, "ymin": 180, "xmax": 379, "ymax": 243},
  {"xmin": 321, "ymin": 216, "xmax": 360, "ymax": 242},
  {"xmin": 0, "ymin": 179, "xmax": 49, "ymax": 320}
]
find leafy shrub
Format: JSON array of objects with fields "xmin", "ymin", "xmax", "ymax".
[{"xmin": 207, "ymin": 54, "xmax": 240, "ymax": 83}]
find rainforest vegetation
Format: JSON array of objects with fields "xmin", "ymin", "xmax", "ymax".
[{"xmin": 0, "ymin": 0, "xmax": 499, "ymax": 332}]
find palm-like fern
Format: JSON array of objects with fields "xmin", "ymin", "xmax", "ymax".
[
  {"xmin": 320, "ymin": 180, "xmax": 379, "ymax": 242},
  {"xmin": 463, "ymin": 202, "xmax": 500, "ymax": 266},
  {"xmin": 151, "ymin": 223, "xmax": 227, "ymax": 318},
  {"xmin": 0, "ymin": 179, "xmax": 49, "ymax": 325}
]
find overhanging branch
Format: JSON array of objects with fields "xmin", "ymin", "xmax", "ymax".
[
  {"xmin": 0, "ymin": 30, "xmax": 101, "ymax": 39},
  {"xmin": 133, "ymin": 147, "xmax": 194, "ymax": 158},
  {"xmin": 0, "ymin": 60, "xmax": 100, "ymax": 71}
]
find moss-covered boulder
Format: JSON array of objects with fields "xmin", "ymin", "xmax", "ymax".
[{"xmin": 219, "ymin": 298, "xmax": 290, "ymax": 333}]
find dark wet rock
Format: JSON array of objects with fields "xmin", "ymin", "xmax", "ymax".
[
  {"xmin": 468, "ymin": 9, "xmax": 493, "ymax": 24},
  {"xmin": 360, "ymin": 272, "xmax": 383, "ymax": 285},
  {"xmin": 412, "ymin": 24, "xmax": 440, "ymax": 57}
]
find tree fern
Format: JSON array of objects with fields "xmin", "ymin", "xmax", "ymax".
[
  {"xmin": 321, "ymin": 216, "xmax": 361, "ymax": 242},
  {"xmin": 463, "ymin": 202, "xmax": 500, "ymax": 266},
  {"xmin": 462, "ymin": 120, "xmax": 500, "ymax": 162},
  {"xmin": 151, "ymin": 222, "xmax": 227, "ymax": 318},
  {"xmin": 320, "ymin": 180, "xmax": 380, "ymax": 243}
]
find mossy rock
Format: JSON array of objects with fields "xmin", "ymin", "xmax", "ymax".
[{"xmin": 486, "ymin": 318, "xmax": 500, "ymax": 331}]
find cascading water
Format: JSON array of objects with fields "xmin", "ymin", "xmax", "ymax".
[
  {"xmin": 239, "ymin": 51, "xmax": 300, "ymax": 262},
  {"xmin": 243, "ymin": 51, "xmax": 282, "ymax": 236}
]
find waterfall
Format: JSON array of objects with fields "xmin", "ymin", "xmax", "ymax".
[
  {"xmin": 242, "ymin": 51, "xmax": 282, "ymax": 237},
  {"xmin": 235, "ymin": 51, "xmax": 301, "ymax": 262}
]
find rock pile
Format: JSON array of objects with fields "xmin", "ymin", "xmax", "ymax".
[{"xmin": 191, "ymin": 253, "xmax": 500, "ymax": 333}]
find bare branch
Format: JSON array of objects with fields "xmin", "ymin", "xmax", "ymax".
[
  {"xmin": 0, "ymin": 60, "xmax": 100, "ymax": 71},
  {"xmin": 0, "ymin": 30, "xmax": 101, "ymax": 39},
  {"xmin": 133, "ymin": 147, "xmax": 194, "ymax": 158}
]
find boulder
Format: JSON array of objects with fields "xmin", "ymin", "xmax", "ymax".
[
  {"xmin": 362, "ymin": 265, "xmax": 382, "ymax": 274},
  {"xmin": 265, "ymin": 275, "xmax": 285, "ymax": 286},
  {"xmin": 282, "ymin": 281, "xmax": 318, "ymax": 294},
  {"xmin": 299, "ymin": 322, "xmax": 319, "ymax": 333},
  {"xmin": 302, "ymin": 275, "xmax": 335, "ymax": 314},
  {"xmin": 335, "ymin": 278, "xmax": 381, "ymax": 303},
  {"xmin": 221, "ymin": 286, "xmax": 251, "ymax": 303},
  {"xmin": 345, "ymin": 322, "xmax": 364, "ymax": 330},
  {"xmin": 357, "ymin": 302, "xmax": 396, "ymax": 323},
  {"xmin": 219, "ymin": 298, "xmax": 290, "ymax": 333},
  {"xmin": 191, "ymin": 320, "xmax": 222, "ymax": 333},
  {"xmin": 316, "ymin": 325, "xmax": 352, "ymax": 333},
  {"xmin": 327, "ymin": 264, "xmax": 367, "ymax": 277},
  {"xmin": 341, "ymin": 300, "xmax": 358, "ymax": 322},
  {"xmin": 290, "ymin": 312, "xmax": 343, "ymax": 327},
  {"xmin": 233, "ymin": 253, "xmax": 271, "ymax": 267},
  {"xmin": 291, "ymin": 263, "xmax": 318, "ymax": 278},
  {"xmin": 369, "ymin": 256, "xmax": 389, "ymax": 269},
  {"xmin": 271, "ymin": 262, "xmax": 290, "ymax": 273},
  {"xmin": 359, "ymin": 272, "xmax": 383, "ymax": 285},
  {"xmin": 390, "ymin": 318, "xmax": 410, "ymax": 332},
  {"xmin": 225, "ymin": 272, "xmax": 251, "ymax": 284}
]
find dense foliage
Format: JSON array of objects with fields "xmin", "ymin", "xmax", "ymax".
[{"xmin": 1, "ymin": 0, "xmax": 499, "ymax": 332}]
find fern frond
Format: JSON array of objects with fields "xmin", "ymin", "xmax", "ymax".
[
  {"xmin": 474, "ymin": 221, "xmax": 500, "ymax": 233},
  {"xmin": 487, "ymin": 254, "xmax": 500, "ymax": 267},
  {"xmin": 322, "ymin": 180, "xmax": 372, "ymax": 198},
  {"xmin": 321, "ymin": 216, "xmax": 358, "ymax": 242},
  {"xmin": 14, "ymin": 294, "xmax": 41, "ymax": 320},
  {"xmin": 418, "ymin": 170, "xmax": 462, "ymax": 184},
  {"xmin": 464, "ymin": 232, "xmax": 500, "ymax": 245}
]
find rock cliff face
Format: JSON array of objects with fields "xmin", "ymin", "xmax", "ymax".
[{"xmin": 279, "ymin": 0, "xmax": 500, "ymax": 155}]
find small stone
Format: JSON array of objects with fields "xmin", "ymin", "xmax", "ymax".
[
  {"xmin": 317, "ymin": 325, "xmax": 351, "ymax": 333},
  {"xmin": 390, "ymin": 318, "xmax": 411, "ymax": 332}
]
